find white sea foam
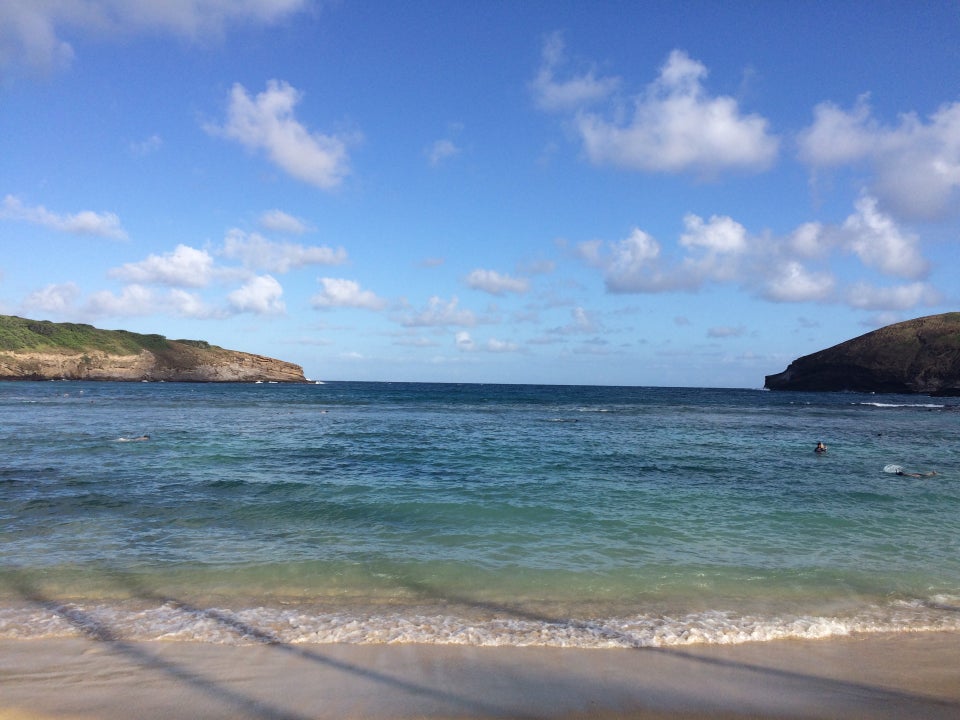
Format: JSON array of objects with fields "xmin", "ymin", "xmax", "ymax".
[
  {"xmin": 858, "ymin": 402, "xmax": 945, "ymax": 408},
  {"xmin": 3, "ymin": 602, "xmax": 960, "ymax": 648}
]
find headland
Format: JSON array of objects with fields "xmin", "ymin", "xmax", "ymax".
[{"xmin": 0, "ymin": 315, "xmax": 306, "ymax": 383}]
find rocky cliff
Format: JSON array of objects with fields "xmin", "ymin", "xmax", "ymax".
[
  {"xmin": 0, "ymin": 315, "xmax": 307, "ymax": 383},
  {"xmin": 764, "ymin": 312, "xmax": 960, "ymax": 395}
]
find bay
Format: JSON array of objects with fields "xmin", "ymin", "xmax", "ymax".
[{"xmin": 1, "ymin": 381, "xmax": 958, "ymax": 647}]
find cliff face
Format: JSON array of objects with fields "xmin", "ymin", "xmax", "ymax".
[
  {"xmin": 765, "ymin": 312, "xmax": 960, "ymax": 396},
  {"xmin": 0, "ymin": 316, "xmax": 308, "ymax": 383}
]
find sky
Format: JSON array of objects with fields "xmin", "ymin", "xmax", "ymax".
[{"xmin": 1, "ymin": 1, "xmax": 959, "ymax": 387}]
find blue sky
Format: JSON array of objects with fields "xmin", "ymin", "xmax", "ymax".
[{"xmin": 1, "ymin": 1, "xmax": 958, "ymax": 386}]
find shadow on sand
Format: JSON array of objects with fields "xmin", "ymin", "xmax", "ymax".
[
  {"xmin": 6, "ymin": 566, "xmax": 960, "ymax": 719},
  {"xmin": 6, "ymin": 568, "xmax": 537, "ymax": 720}
]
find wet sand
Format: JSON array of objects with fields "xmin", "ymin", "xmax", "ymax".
[{"xmin": 2, "ymin": 633, "xmax": 959, "ymax": 719}]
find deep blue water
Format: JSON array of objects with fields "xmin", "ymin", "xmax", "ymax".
[{"xmin": 1, "ymin": 381, "xmax": 959, "ymax": 647}]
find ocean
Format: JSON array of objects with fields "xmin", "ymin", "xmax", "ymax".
[{"xmin": 1, "ymin": 381, "xmax": 959, "ymax": 648}]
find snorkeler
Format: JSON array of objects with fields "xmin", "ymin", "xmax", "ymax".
[{"xmin": 895, "ymin": 469, "xmax": 937, "ymax": 478}]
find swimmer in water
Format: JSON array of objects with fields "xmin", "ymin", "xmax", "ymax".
[
  {"xmin": 118, "ymin": 434, "xmax": 150, "ymax": 442},
  {"xmin": 895, "ymin": 469, "xmax": 937, "ymax": 478},
  {"xmin": 814, "ymin": 441, "xmax": 827, "ymax": 454}
]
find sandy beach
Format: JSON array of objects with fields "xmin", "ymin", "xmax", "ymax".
[{"xmin": 2, "ymin": 633, "xmax": 960, "ymax": 720}]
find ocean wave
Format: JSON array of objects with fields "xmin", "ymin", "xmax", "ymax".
[
  {"xmin": 858, "ymin": 402, "xmax": 945, "ymax": 409},
  {"xmin": 3, "ymin": 601, "xmax": 960, "ymax": 648}
]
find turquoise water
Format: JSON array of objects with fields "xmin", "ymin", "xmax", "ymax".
[{"xmin": 1, "ymin": 381, "xmax": 959, "ymax": 647}]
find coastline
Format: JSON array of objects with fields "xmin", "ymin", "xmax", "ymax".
[{"xmin": 2, "ymin": 633, "xmax": 960, "ymax": 719}]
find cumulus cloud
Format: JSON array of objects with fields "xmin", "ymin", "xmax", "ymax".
[
  {"xmin": 678, "ymin": 213, "xmax": 749, "ymax": 283},
  {"xmin": 21, "ymin": 282, "xmax": 82, "ymax": 315},
  {"xmin": 221, "ymin": 229, "xmax": 346, "ymax": 273},
  {"xmin": 840, "ymin": 194, "xmax": 927, "ymax": 279},
  {"xmin": 209, "ymin": 80, "xmax": 355, "ymax": 189},
  {"xmin": 530, "ymin": 31, "xmax": 620, "ymax": 112},
  {"xmin": 572, "ymin": 50, "xmax": 778, "ymax": 174},
  {"xmin": 1, "ymin": 195, "xmax": 127, "ymax": 239},
  {"xmin": 401, "ymin": 296, "xmax": 476, "ymax": 327},
  {"xmin": 85, "ymin": 285, "xmax": 215, "ymax": 319},
  {"xmin": 258, "ymin": 209, "xmax": 311, "ymax": 234},
  {"xmin": 18, "ymin": 280, "xmax": 219, "ymax": 320},
  {"xmin": 227, "ymin": 274, "xmax": 285, "ymax": 315},
  {"xmin": 464, "ymin": 269, "xmax": 529, "ymax": 295},
  {"xmin": 0, "ymin": 0, "xmax": 308, "ymax": 76},
  {"xmin": 798, "ymin": 96, "xmax": 960, "ymax": 219},
  {"xmin": 109, "ymin": 244, "xmax": 214, "ymax": 287},
  {"xmin": 680, "ymin": 213, "xmax": 748, "ymax": 253},
  {"xmin": 580, "ymin": 222, "xmax": 748, "ymax": 293},
  {"xmin": 761, "ymin": 261, "xmax": 835, "ymax": 303},
  {"xmin": 311, "ymin": 278, "xmax": 387, "ymax": 310},
  {"xmin": 579, "ymin": 196, "xmax": 935, "ymax": 312}
]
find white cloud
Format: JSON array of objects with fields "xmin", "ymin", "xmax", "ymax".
[
  {"xmin": 485, "ymin": 337, "xmax": 520, "ymax": 353},
  {"xmin": 166, "ymin": 288, "xmax": 214, "ymax": 318},
  {"xmin": 530, "ymin": 31, "xmax": 620, "ymax": 112},
  {"xmin": 427, "ymin": 139, "xmax": 460, "ymax": 166},
  {"xmin": 845, "ymin": 281, "xmax": 941, "ymax": 312},
  {"xmin": 0, "ymin": 0, "xmax": 308, "ymax": 76},
  {"xmin": 574, "ymin": 50, "xmax": 778, "ymax": 174},
  {"xmin": 787, "ymin": 222, "xmax": 829, "ymax": 259},
  {"xmin": 455, "ymin": 331, "xmax": 475, "ymax": 351},
  {"xmin": 401, "ymin": 296, "xmax": 476, "ymax": 327},
  {"xmin": 588, "ymin": 227, "xmax": 693, "ymax": 294},
  {"xmin": 84, "ymin": 285, "xmax": 215, "ymax": 319},
  {"xmin": 258, "ymin": 209, "xmax": 311, "ymax": 234},
  {"xmin": 677, "ymin": 214, "xmax": 749, "ymax": 284},
  {"xmin": 209, "ymin": 80, "xmax": 354, "ymax": 190},
  {"xmin": 679, "ymin": 213, "xmax": 748, "ymax": 253},
  {"xmin": 455, "ymin": 331, "xmax": 519, "ymax": 353},
  {"xmin": 222, "ymin": 229, "xmax": 346, "ymax": 273},
  {"xmin": 464, "ymin": 269, "xmax": 529, "ymax": 296},
  {"xmin": 311, "ymin": 278, "xmax": 387, "ymax": 310},
  {"xmin": 109, "ymin": 244, "xmax": 214, "ymax": 287},
  {"xmin": 841, "ymin": 195, "xmax": 927, "ymax": 279},
  {"xmin": 761, "ymin": 261, "xmax": 835, "ymax": 303},
  {"xmin": 21, "ymin": 282, "xmax": 81, "ymax": 315},
  {"xmin": 548, "ymin": 306, "xmax": 601, "ymax": 336},
  {"xmin": 796, "ymin": 95, "xmax": 876, "ymax": 166},
  {"xmin": 580, "ymin": 196, "xmax": 934, "ymax": 313},
  {"xmin": 0, "ymin": 4, "xmax": 76, "ymax": 75},
  {"xmin": 19, "ymin": 281, "xmax": 218, "ymax": 320},
  {"xmin": 798, "ymin": 96, "xmax": 960, "ymax": 219},
  {"xmin": 85, "ymin": 284, "xmax": 157, "ymax": 317},
  {"xmin": 1, "ymin": 195, "xmax": 127, "ymax": 239},
  {"xmin": 228, "ymin": 274, "xmax": 285, "ymax": 315}
]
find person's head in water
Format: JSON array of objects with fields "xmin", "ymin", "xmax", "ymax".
[{"xmin": 815, "ymin": 441, "xmax": 827, "ymax": 453}]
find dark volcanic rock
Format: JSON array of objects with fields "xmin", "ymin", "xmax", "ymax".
[{"xmin": 765, "ymin": 312, "xmax": 960, "ymax": 396}]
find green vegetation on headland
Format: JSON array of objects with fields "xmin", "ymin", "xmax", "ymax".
[
  {"xmin": 0, "ymin": 315, "xmax": 306, "ymax": 383},
  {"xmin": 765, "ymin": 312, "xmax": 960, "ymax": 396},
  {"xmin": 0, "ymin": 315, "xmax": 203, "ymax": 354}
]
